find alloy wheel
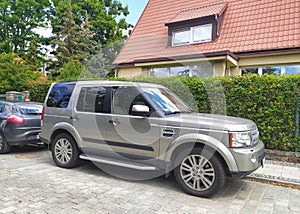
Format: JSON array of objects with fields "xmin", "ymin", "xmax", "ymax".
[
  {"xmin": 54, "ymin": 138, "xmax": 73, "ymax": 164},
  {"xmin": 180, "ymin": 154, "xmax": 215, "ymax": 191}
]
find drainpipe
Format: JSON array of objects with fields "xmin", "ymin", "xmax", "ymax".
[
  {"xmin": 295, "ymin": 92, "xmax": 299, "ymax": 152},
  {"xmin": 215, "ymin": 14, "xmax": 220, "ymax": 37},
  {"xmin": 225, "ymin": 55, "xmax": 229, "ymax": 76}
]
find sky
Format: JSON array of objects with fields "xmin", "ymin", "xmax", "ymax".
[{"xmin": 120, "ymin": 0, "xmax": 149, "ymax": 25}]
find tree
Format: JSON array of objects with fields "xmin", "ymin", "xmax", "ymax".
[
  {"xmin": 50, "ymin": 0, "xmax": 132, "ymax": 46},
  {"xmin": 0, "ymin": 0, "xmax": 51, "ymax": 56},
  {"xmin": 86, "ymin": 39, "xmax": 125, "ymax": 78},
  {"xmin": 0, "ymin": 53, "xmax": 38, "ymax": 93},
  {"xmin": 59, "ymin": 60, "xmax": 91, "ymax": 81},
  {"xmin": 25, "ymin": 37, "xmax": 44, "ymax": 68},
  {"xmin": 51, "ymin": 1, "xmax": 99, "ymax": 68}
]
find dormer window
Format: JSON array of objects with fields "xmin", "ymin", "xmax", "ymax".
[
  {"xmin": 173, "ymin": 24, "xmax": 212, "ymax": 46},
  {"xmin": 165, "ymin": 2, "xmax": 228, "ymax": 47}
]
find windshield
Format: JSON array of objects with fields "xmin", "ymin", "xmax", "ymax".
[{"xmin": 143, "ymin": 87, "xmax": 192, "ymax": 115}]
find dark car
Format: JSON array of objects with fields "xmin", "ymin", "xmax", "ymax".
[{"xmin": 0, "ymin": 101, "xmax": 43, "ymax": 154}]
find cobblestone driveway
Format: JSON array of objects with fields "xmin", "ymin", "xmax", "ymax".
[{"xmin": 0, "ymin": 146, "xmax": 299, "ymax": 214}]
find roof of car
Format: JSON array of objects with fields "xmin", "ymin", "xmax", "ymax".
[{"xmin": 56, "ymin": 80, "xmax": 166, "ymax": 89}]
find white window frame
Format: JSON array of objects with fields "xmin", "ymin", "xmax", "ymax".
[
  {"xmin": 239, "ymin": 65, "xmax": 298, "ymax": 76},
  {"xmin": 148, "ymin": 64, "xmax": 215, "ymax": 78},
  {"xmin": 192, "ymin": 24, "xmax": 213, "ymax": 43},
  {"xmin": 172, "ymin": 24, "xmax": 213, "ymax": 46}
]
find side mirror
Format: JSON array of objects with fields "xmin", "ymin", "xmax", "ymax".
[{"xmin": 131, "ymin": 105, "xmax": 150, "ymax": 116}]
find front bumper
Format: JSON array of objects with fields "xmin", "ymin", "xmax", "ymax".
[{"xmin": 229, "ymin": 140, "xmax": 265, "ymax": 178}]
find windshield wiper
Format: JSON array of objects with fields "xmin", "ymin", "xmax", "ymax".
[{"xmin": 165, "ymin": 110, "xmax": 196, "ymax": 115}]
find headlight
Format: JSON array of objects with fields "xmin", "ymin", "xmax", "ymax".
[{"xmin": 230, "ymin": 132, "xmax": 252, "ymax": 148}]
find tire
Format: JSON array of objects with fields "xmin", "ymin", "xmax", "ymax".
[
  {"xmin": 173, "ymin": 147, "xmax": 226, "ymax": 197},
  {"xmin": 52, "ymin": 133, "xmax": 80, "ymax": 168},
  {"xmin": 0, "ymin": 132, "xmax": 11, "ymax": 154}
]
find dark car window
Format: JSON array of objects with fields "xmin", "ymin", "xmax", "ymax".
[
  {"xmin": 76, "ymin": 86, "xmax": 107, "ymax": 113},
  {"xmin": 46, "ymin": 82, "xmax": 76, "ymax": 108},
  {"xmin": 0, "ymin": 104, "xmax": 11, "ymax": 113},
  {"xmin": 19, "ymin": 104, "xmax": 43, "ymax": 115}
]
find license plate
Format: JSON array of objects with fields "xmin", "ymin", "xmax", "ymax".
[
  {"xmin": 261, "ymin": 157, "xmax": 265, "ymax": 167},
  {"xmin": 36, "ymin": 134, "xmax": 40, "ymax": 139},
  {"xmin": 259, "ymin": 154, "xmax": 265, "ymax": 168}
]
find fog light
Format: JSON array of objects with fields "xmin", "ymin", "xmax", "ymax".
[{"xmin": 250, "ymin": 155, "xmax": 257, "ymax": 163}]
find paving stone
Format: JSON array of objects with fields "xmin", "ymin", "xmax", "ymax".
[{"xmin": 0, "ymin": 149, "xmax": 299, "ymax": 213}]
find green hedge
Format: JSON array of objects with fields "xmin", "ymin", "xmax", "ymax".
[
  {"xmin": 27, "ymin": 82, "xmax": 52, "ymax": 103},
  {"xmin": 128, "ymin": 75, "xmax": 300, "ymax": 151},
  {"xmin": 25, "ymin": 75, "xmax": 300, "ymax": 151}
]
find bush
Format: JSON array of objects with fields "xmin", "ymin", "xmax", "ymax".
[
  {"xmin": 27, "ymin": 82, "xmax": 52, "ymax": 103},
  {"xmin": 129, "ymin": 75, "xmax": 300, "ymax": 151}
]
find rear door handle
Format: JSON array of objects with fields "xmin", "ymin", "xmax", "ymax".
[{"xmin": 108, "ymin": 119, "xmax": 120, "ymax": 126}]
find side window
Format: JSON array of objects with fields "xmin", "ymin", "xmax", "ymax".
[
  {"xmin": 46, "ymin": 82, "xmax": 76, "ymax": 108},
  {"xmin": 111, "ymin": 87, "xmax": 150, "ymax": 115},
  {"xmin": 0, "ymin": 104, "xmax": 3, "ymax": 113},
  {"xmin": 76, "ymin": 86, "xmax": 107, "ymax": 113}
]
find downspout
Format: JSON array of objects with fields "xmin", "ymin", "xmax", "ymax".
[
  {"xmin": 215, "ymin": 14, "xmax": 220, "ymax": 37},
  {"xmin": 225, "ymin": 55, "xmax": 229, "ymax": 76},
  {"xmin": 115, "ymin": 68, "xmax": 118, "ymax": 78},
  {"xmin": 295, "ymin": 90, "xmax": 299, "ymax": 152}
]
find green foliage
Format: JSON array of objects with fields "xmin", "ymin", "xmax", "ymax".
[
  {"xmin": 51, "ymin": 1, "xmax": 99, "ymax": 69},
  {"xmin": 0, "ymin": 0, "xmax": 51, "ymax": 55},
  {"xmin": 128, "ymin": 75, "xmax": 300, "ymax": 151},
  {"xmin": 0, "ymin": 53, "xmax": 39, "ymax": 93},
  {"xmin": 50, "ymin": 0, "xmax": 132, "ymax": 45},
  {"xmin": 59, "ymin": 60, "xmax": 92, "ymax": 81},
  {"xmin": 27, "ymin": 82, "xmax": 52, "ymax": 103}
]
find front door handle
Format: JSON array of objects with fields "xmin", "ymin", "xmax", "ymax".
[{"xmin": 108, "ymin": 119, "xmax": 120, "ymax": 126}]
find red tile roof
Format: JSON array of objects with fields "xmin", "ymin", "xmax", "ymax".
[
  {"xmin": 114, "ymin": 0, "xmax": 300, "ymax": 66},
  {"xmin": 166, "ymin": 2, "xmax": 228, "ymax": 24}
]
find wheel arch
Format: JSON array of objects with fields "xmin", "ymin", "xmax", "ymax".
[
  {"xmin": 50, "ymin": 123, "xmax": 83, "ymax": 150},
  {"xmin": 165, "ymin": 133, "xmax": 239, "ymax": 172}
]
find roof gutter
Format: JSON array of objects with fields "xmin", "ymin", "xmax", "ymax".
[
  {"xmin": 113, "ymin": 51, "xmax": 238, "ymax": 68},
  {"xmin": 236, "ymin": 47, "xmax": 300, "ymax": 57}
]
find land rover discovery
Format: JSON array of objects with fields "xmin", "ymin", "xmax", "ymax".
[{"xmin": 40, "ymin": 80, "xmax": 265, "ymax": 197}]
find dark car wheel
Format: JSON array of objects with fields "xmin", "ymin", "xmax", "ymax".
[
  {"xmin": 174, "ymin": 147, "xmax": 226, "ymax": 198},
  {"xmin": 0, "ymin": 133, "xmax": 11, "ymax": 154},
  {"xmin": 52, "ymin": 133, "xmax": 79, "ymax": 168}
]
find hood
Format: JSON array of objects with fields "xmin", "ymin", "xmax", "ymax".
[{"xmin": 162, "ymin": 113, "xmax": 257, "ymax": 132}]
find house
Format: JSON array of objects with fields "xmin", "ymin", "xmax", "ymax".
[{"xmin": 113, "ymin": 0, "xmax": 300, "ymax": 78}]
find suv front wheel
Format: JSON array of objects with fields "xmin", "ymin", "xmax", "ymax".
[
  {"xmin": 174, "ymin": 147, "xmax": 226, "ymax": 197},
  {"xmin": 52, "ymin": 133, "xmax": 79, "ymax": 168}
]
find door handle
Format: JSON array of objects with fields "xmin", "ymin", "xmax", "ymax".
[{"xmin": 108, "ymin": 119, "xmax": 120, "ymax": 126}]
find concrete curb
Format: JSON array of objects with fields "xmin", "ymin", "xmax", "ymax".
[
  {"xmin": 246, "ymin": 159, "xmax": 300, "ymax": 187},
  {"xmin": 245, "ymin": 175, "xmax": 300, "ymax": 187}
]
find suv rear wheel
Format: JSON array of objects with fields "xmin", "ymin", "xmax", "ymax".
[
  {"xmin": 174, "ymin": 147, "xmax": 226, "ymax": 197},
  {"xmin": 0, "ymin": 133, "xmax": 11, "ymax": 154},
  {"xmin": 52, "ymin": 133, "xmax": 79, "ymax": 168}
]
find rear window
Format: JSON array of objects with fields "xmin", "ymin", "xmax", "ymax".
[
  {"xmin": 19, "ymin": 104, "xmax": 43, "ymax": 115},
  {"xmin": 46, "ymin": 82, "xmax": 76, "ymax": 108}
]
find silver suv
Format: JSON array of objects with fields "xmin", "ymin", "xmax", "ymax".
[{"xmin": 40, "ymin": 80, "xmax": 264, "ymax": 197}]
